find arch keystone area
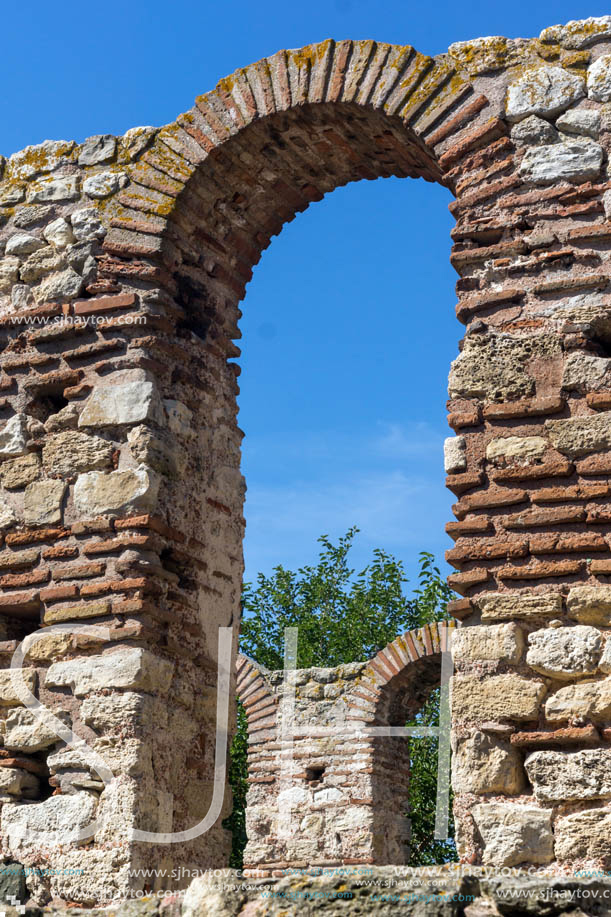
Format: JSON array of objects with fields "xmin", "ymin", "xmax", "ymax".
[{"xmin": 1, "ymin": 18, "xmax": 611, "ymax": 902}]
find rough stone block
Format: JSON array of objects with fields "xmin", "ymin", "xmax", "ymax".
[
  {"xmin": 451, "ymin": 673, "xmax": 546, "ymax": 722},
  {"xmin": 73, "ymin": 468, "xmax": 159, "ymax": 516},
  {"xmin": 42, "ymin": 431, "xmax": 114, "ymax": 477},
  {"xmin": 525, "ymin": 748, "xmax": 611, "ymax": 802},
  {"xmin": 545, "ymin": 677, "xmax": 611, "ymax": 723},
  {"xmin": 588, "ymin": 53, "xmax": 611, "ymax": 101},
  {"xmin": 0, "ymin": 454, "xmax": 41, "ymax": 490},
  {"xmin": 545, "ymin": 413, "xmax": 611, "ymax": 458},
  {"xmin": 451, "ymin": 623, "xmax": 524, "ymax": 664},
  {"xmin": 472, "ymin": 803, "xmax": 554, "ymax": 866},
  {"xmin": 2, "ymin": 792, "xmax": 97, "ymax": 852},
  {"xmin": 452, "ymin": 731, "xmax": 524, "ymax": 794},
  {"xmin": 519, "ymin": 140, "xmax": 603, "ymax": 185},
  {"xmin": 506, "ymin": 66, "xmax": 585, "ymax": 120},
  {"xmin": 3, "ymin": 708, "xmax": 62, "ymax": 753},
  {"xmin": 444, "ymin": 436, "xmax": 467, "ymax": 473},
  {"xmin": 45, "ymin": 648, "xmax": 174, "ymax": 696},
  {"xmin": 567, "ymin": 586, "xmax": 611, "ymax": 625},
  {"xmin": 474, "ymin": 592, "xmax": 563, "ymax": 621},
  {"xmin": 0, "ymin": 766, "xmax": 39, "ymax": 797},
  {"xmin": 0, "ymin": 415, "xmax": 28, "ymax": 459},
  {"xmin": 555, "ymin": 808, "xmax": 611, "ymax": 864},
  {"xmin": 79, "ymin": 380, "xmax": 162, "ymax": 428},
  {"xmin": 486, "ymin": 436, "xmax": 547, "ymax": 464},
  {"xmin": 526, "ymin": 625, "xmax": 603, "ymax": 679},
  {"xmin": 0, "ymin": 670, "xmax": 36, "ymax": 706},
  {"xmin": 23, "ymin": 479, "xmax": 66, "ymax": 525}
]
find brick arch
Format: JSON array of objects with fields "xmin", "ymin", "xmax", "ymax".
[
  {"xmin": 235, "ymin": 652, "xmax": 278, "ymax": 739},
  {"xmin": 345, "ymin": 620, "xmax": 457, "ymax": 725}
]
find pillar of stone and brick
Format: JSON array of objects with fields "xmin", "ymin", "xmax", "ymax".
[{"xmin": 0, "ymin": 16, "xmax": 610, "ymax": 906}]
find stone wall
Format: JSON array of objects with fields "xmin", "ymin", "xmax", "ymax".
[{"xmin": 0, "ymin": 14, "xmax": 610, "ymax": 905}]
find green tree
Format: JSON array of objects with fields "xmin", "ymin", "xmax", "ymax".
[{"xmin": 224, "ymin": 529, "xmax": 457, "ymax": 867}]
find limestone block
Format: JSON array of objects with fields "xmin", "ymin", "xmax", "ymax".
[
  {"xmin": 0, "ymin": 453, "xmax": 41, "ymax": 489},
  {"xmin": 70, "ymin": 207, "xmax": 105, "ymax": 242},
  {"xmin": 23, "ymin": 632, "xmax": 72, "ymax": 662},
  {"xmin": 44, "ymin": 403, "xmax": 79, "ymax": 433},
  {"xmin": 79, "ymin": 134, "xmax": 117, "ymax": 165},
  {"xmin": 472, "ymin": 803, "xmax": 553, "ymax": 866},
  {"xmin": 0, "ymin": 767, "xmax": 39, "ymax": 797},
  {"xmin": 568, "ymin": 586, "xmax": 611, "ymax": 625},
  {"xmin": 555, "ymin": 808, "xmax": 611, "ymax": 864},
  {"xmin": 541, "ymin": 17, "xmax": 611, "ymax": 50},
  {"xmin": 545, "ymin": 412, "xmax": 611, "ymax": 458},
  {"xmin": 43, "ymin": 217, "xmax": 75, "ymax": 249},
  {"xmin": 23, "ymin": 479, "xmax": 66, "ymax": 526},
  {"xmin": 506, "ymin": 66, "xmax": 585, "ymax": 120},
  {"xmin": 545, "ymin": 676, "xmax": 611, "ymax": 723},
  {"xmin": 525, "ymin": 748, "xmax": 611, "ymax": 802},
  {"xmin": 510, "ymin": 115, "xmax": 559, "ymax": 145},
  {"xmin": 19, "ymin": 246, "xmax": 63, "ymax": 283},
  {"xmin": 127, "ymin": 425, "xmax": 184, "ymax": 477},
  {"xmin": 0, "ymin": 670, "xmax": 35, "ymax": 706},
  {"xmin": 8, "ymin": 140, "xmax": 75, "ymax": 180},
  {"xmin": 0, "ymin": 257, "xmax": 20, "ymax": 292},
  {"xmin": 73, "ymin": 467, "xmax": 159, "ymax": 516},
  {"xmin": 486, "ymin": 436, "xmax": 547, "ymax": 464},
  {"xmin": 562, "ymin": 352, "xmax": 611, "ymax": 392},
  {"xmin": 79, "ymin": 380, "xmax": 162, "ymax": 428},
  {"xmin": 26, "ymin": 176, "xmax": 80, "ymax": 203},
  {"xmin": 5, "ymin": 233, "xmax": 44, "ymax": 256},
  {"xmin": 451, "ymin": 673, "xmax": 546, "ymax": 722},
  {"xmin": 526, "ymin": 625, "xmax": 603, "ymax": 679},
  {"xmin": 2, "ymin": 791, "xmax": 97, "ymax": 852},
  {"xmin": 36, "ymin": 267, "xmax": 84, "ymax": 303},
  {"xmin": 556, "ymin": 108, "xmax": 601, "ymax": 138},
  {"xmin": 519, "ymin": 140, "xmax": 603, "ymax": 185},
  {"xmin": 48, "ymin": 847, "xmax": 131, "ymax": 908},
  {"xmin": 163, "ymin": 399, "xmax": 195, "ymax": 438},
  {"xmin": 0, "ymin": 415, "xmax": 28, "ymax": 458},
  {"xmin": 451, "ymin": 623, "xmax": 524, "ymax": 664},
  {"xmin": 3, "ymin": 708, "xmax": 62, "ymax": 753},
  {"xmin": 83, "ymin": 172, "xmax": 127, "ymax": 199},
  {"xmin": 45, "ymin": 648, "xmax": 174, "ymax": 696},
  {"xmin": 474, "ymin": 591, "xmax": 562, "ymax": 621},
  {"xmin": 448, "ymin": 333, "xmax": 561, "ymax": 402},
  {"xmin": 601, "ymin": 639, "xmax": 611, "ymax": 673},
  {"xmin": 444, "ymin": 436, "xmax": 466, "ymax": 473},
  {"xmin": 0, "ymin": 499, "xmax": 16, "ymax": 530},
  {"xmin": 47, "ymin": 736, "xmax": 152, "ymax": 779},
  {"xmin": 588, "ymin": 53, "xmax": 611, "ymax": 101},
  {"xmin": 80, "ymin": 692, "xmax": 153, "ymax": 733},
  {"xmin": 42, "ymin": 430, "xmax": 114, "ymax": 477},
  {"xmin": 452, "ymin": 731, "xmax": 524, "ymax": 794}
]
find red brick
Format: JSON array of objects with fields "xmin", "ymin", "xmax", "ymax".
[
  {"xmin": 446, "ymin": 517, "xmax": 492, "ymax": 538},
  {"xmin": 491, "ymin": 460, "xmax": 573, "ymax": 483},
  {"xmin": 483, "ymin": 395, "xmax": 564, "ymax": 420},
  {"xmin": 447, "ymin": 569, "xmax": 490, "ymax": 595},
  {"xmin": 6, "ymin": 529, "xmax": 69, "ymax": 546},
  {"xmin": 53, "ymin": 562, "xmax": 106, "ymax": 581},
  {"xmin": 511, "ymin": 725, "xmax": 599, "ymax": 747},
  {"xmin": 446, "ymin": 471, "xmax": 484, "ymax": 496},
  {"xmin": 533, "ymin": 482, "xmax": 610, "ymax": 504},
  {"xmin": 447, "ymin": 409, "xmax": 481, "ymax": 430},
  {"xmin": 504, "ymin": 506, "xmax": 585, "ymax": 529},
  {"xmin": 498, "ymin": 560, "xmax": 582, "ymax": 579},
  {"xmin": 458, "ymin": 488, "xmax": 528, "ymax": 514},
  {"xmin": 427, "ymin": 94, "xmax": 489, "ymax": 147},
  {"xmin": 0, "ymin": 568, "xmax": 49, "ymax": 589},
  {"xmin": 80, "ymin": 577, "xmax": 148, "ymax": 597},
  {"xmin": 73, "ymin": 292, "xmax": 137, "ymax": 316},
  {"xmin": 40, "ymin": 584, "xmax": 79, "ymax": 602},
  {"xmin": 440, "ymin": 117, "xmax": 508, "ymax": 171},
  {"xmin": 576, "ymin": 454, "xmax": 611, "ymax": 476},
  {"xmin": 446, "ymin": 539, "xmax": 528, "ymax": 564},
  {"xmin": 586, "ymin": 392, "xmax": 611, "ymax": 410},
  {"xmin": 83, "ymin": 535, "xmax": 156, "ymax": 555},
  {"xmin": 0, "ymin": 591, "xmax": 40, "ymax": 613},
  {"xmin": 42, "ymin": 545, "xmax": 80, "ymax": 560},
  {"xmin": 589, "ymin": 559, "xmax": 611, "ymax": 574},
  {"xmin": 448, "ymin": 597, "xmax": 473, "ymax": 620}
]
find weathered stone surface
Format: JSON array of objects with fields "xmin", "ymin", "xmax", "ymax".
[
  {"xmin": 3, "ymin": 708, "xmax": 62, "ymax": 752},
  {"xmin": 45, "ymin": 648, "xmax": 174, "ymax": 696},
  {"xmin": 0, "ymin": 453, "xmax": 41, "ymax": 489},
  {"xmin": 474, "ymin": 592, "xmax": 562, "ymax": 621},
  {"xmin": 36, "ymin": 266, "xmax": 84, "ymax": 303},
  {"xmin": 2, "ymin": 791, "xmax": 97, "ymax": 851},
  {"xmin": 43, "ymin": 217, "xmax": 75, "ymax": 249},
  {"xmin": 556, "ymin": 108, "xmax": 601, "ymax": 138},
  {"xmin": 83, "ymin": 171, "xmax": 127, "ymax": 198},
  {"xmin": 545, "ymin": 676, "xmax": 611, "ymax": 723},
  {"xmin": 70, "ymin": 207, "xmax": 105, "ymax": 241},
  {"xmin": 127, "ymin": 425, "xmax": 184, "ymax": 477},
  {"xmin": 42, "ymin": 430, "xmax": 114, "ymax": 477},
  {"xmin": 44, "ymin": 600, "xmax": 111, "ymax": 624},
  {"xmin": 526, "ymin": 748, "xmax": 611, "ymax": 802},
  {"xmin": 448, "ymin": 333, "xmax": 561, "ymax": 402},
  {"xmin": 5, "ymin": 233, "xmax": 44, "ymax": 256},
  {"xmin": 79, "ymin": 380, "xmax": 161, "ymax": 428},
  {"xmin": 541, "ymin": 16, "xmax": 611, "ymax": 49},
  {"xmin": 506, "ymin": 66, "xmax": 585, "ymax": 120},
  {"xmin": 510, "ymin": 115, "xmax": 559, "ymax": 145},
  {"xmin": 0, "ymin": 256, "xmax": 20, "ymax": 292},
  {"xmin": 562, "ymin": 352, "xmax": 611, "ymax": 392},
  {"xmin": 451, "ymin": 673, "xmax": 546, "ymax": 722},
  {"xmin": 545, "ymin": 412, "xmax": 611, "ymax": 457},
  {"xmin": 519, "ymin": 140, "xmax": 603, "ymax": 185},
  {"xmin": 23, "ymin": 632, "xmax": 72, "ymax": 662},
  {"xmin": 23, "ymin": 479, "xmax": 66, "ymax": 526},
  {"xmin": 444, "ymin": 436, "xmax": 466, "ymax": 473},
  {"xmin": 79, "ymin": 134, "xmax": 117, "ymax": 165},
  {"xmin": 526, "ymin": 625, "xmax": 603, "ymax": 679},
  {"xmin": 0, "ymin": 415, "xmax": 28, "ymax": 458},
  {"xmin": 73, "ymin": 467, "xmax": 159, "ymax": 516},
  {"xmin": 8, "ymin": 140, "xmax": 75, "ymax": 180},
  {"xmin": 0, "ymin": 766, "xmax": 39, "ymax": 797},
  {"xmin": 452, "ymin": 731, "xmax": 524, "ymax": 794},
  {"xmin": 26, "ymin": 176, "xmax": 80, "ymax": 203},
  {"xmin": 0, "ymin": 498, "xmax": 16, "ymax": 530},
  {"xmin": 19, "ymin": 245, "xmax": 63, "ymax": 283},
  {"xmin": 0, "ymin": 670, "xmax": 36, "ymax": 706},
  {"xmin": 163, "ymin": 399, "xmax": 195, "ymax": 438},
  {"xmin": 568, "ymin": 586, "xmax": 611, "ymax": 625},
  {"xmin": 486, "ymin": 436, "xmax": 547, "ymax": 464},
  {"xmin": 80, "ymin": 692, "xmax": 153, "ymax": 733},
  {"xmin": 555, "ymin": 808, "xmax": 611, "ymax": 864},
  {"xmin": 588, "ymin": 53, "xmax": 611, "ymax": 101},
  {"xmin": 472, "ymin": 803, "xmax": 553, "ymax": 866},
  {"xmin": 451, "ymin": 623, "xmax": 524, "ymax": 664}
]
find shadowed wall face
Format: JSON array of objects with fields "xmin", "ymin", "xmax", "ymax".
[{"xmin": 1, "ymin": 18, "xmax": 611, "ymax": 904}]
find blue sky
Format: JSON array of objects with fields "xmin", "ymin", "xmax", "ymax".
[{"xmin": 2, "ymin": 1, "xmax": 608, "ymax": 588}]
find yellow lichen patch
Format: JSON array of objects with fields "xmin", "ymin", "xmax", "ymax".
[
  {"xmin": 540, "ymin": 17, "xmax": 611, "ymax": 51},
  {"xmin": 561, "ymin": 50, "xmax": 591, "ymax": 70},
  {"xmin": 7, "ymin": 140, "xmax": 76, "ymax": 182},
  {"xmin": 448, "ymin": 36, "xmax": 512, "ymax": 75},
  {"xmin": 400, "ymin": 60, "xmax": 468, "ymax": 122},
  {"xmin": 287, "ymin": 39, "xmax": 333, "ymax": 70},
  {"xmin": 193, "ymin": 93, "xmax": 230, "ymax": 135}
]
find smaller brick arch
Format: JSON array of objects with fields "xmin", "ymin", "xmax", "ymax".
[{"xmin": 235, "ymin": 653, "xmax": 278, "ymax": 740}]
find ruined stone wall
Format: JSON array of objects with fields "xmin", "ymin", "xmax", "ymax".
[{"xmin": 0, "ymin": 15, "xmax": 610, "ymax": 906}]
